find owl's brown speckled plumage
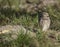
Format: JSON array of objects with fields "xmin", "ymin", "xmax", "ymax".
[{"xmin": 40, "ymin": 12, "xmax": 50, "ymax": 31}]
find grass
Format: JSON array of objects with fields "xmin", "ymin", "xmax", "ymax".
[
  {"xmin": 1, "ymin": 29, "xmax": 60, "ymax": 47},
  {"xmin": 0, "ymin": 0, "xmax": 60, "ymax": 47},
  {"xmin": 0, "ymin": 29, "xmax": 37, "ymax": 47}
]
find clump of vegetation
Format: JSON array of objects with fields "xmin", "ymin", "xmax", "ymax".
[
  {"xmin": 0, "ymin": 29, "xmax": 60, "ymax": 47},
  {"xmin": 0, "ymin": 30, "xmax": 35, "ymax": 47},
  {"xmin": 0, "ymin": 0, "xmax": 60, "ymax": 47}
]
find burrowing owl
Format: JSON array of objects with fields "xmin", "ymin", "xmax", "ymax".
[{"xmin": 40, "ymin": 12, "xmax": 50, "ymax": 31}]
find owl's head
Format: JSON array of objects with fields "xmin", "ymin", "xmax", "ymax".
[{"xmin": 43, "ymin": 12, "xmax": 49, "ymax": 17}]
